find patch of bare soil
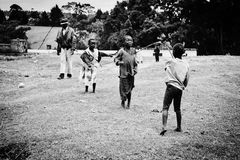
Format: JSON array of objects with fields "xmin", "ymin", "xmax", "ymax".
[{"xmin": 0, "ymin": 54, "xmax": 240, "ymax": 159}]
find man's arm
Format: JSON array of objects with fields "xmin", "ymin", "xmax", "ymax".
[{"xmin": 71, "ymin": 30, "xmax": 77, "ymax": 52}]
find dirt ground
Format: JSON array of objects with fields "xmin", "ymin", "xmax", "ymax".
[{"xmin": 0, "ymin": 53, "xmax": 240, "ymax": 160}]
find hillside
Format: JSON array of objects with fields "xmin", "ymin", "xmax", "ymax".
[{"xmin": 26, "ymin": 26, "xmax": 61, "ymax": 49}]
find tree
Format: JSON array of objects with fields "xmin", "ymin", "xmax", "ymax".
[
  {"xmin": 10, "ymin": 4, "xmax": 22, "ymax": 11},
  {"xmin": 95, "ymin": 9, "xmax": 103, "ymax": 19},
  {"xmin": 62, "ymin": 2, "xmax": 94, "ymax": 15},
  {"xmin": 8, "ymin": 4, "xmax": 29, "ymax": 25},
  {"xmin": 38, "ymin": 11, "xmax": 50, "ymax": 26},
  {"xmin": 0, "ymin": 21, "xmax": 30, "ymax": 43},
  {"xmin": 179, "ymin": 0, "xmax": 240, "ymax": 54},
  {"xmin": 50, "ymin": 5, "xmax": 63, "ymax": 26},
  {"xmin": 30, "ymin": 11, "xmax": 40, "ymax": 19},
  {"xmin": 8, "ymin": 10, "xmax": 29, "ymax": 25},
  {"xmin": 0, "ymin": 9, "xmax": 6, "ymax": 24}
]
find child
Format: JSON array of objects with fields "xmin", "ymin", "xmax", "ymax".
[
  {"xmin": 114, "ymin": 35, "xmax": 138, "ymax": 109},
  {"xmin": 80, "ymin": 39, "xmax": 112, "ymax": 93},
  {"xmin": 160, "ymin": 43, "xmax": 190, "ymax": 136}
]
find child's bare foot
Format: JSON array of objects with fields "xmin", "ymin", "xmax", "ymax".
[
  {"xmin": 160, "ymin": 129, "xmax": 167, "ymax": 136},
  {"xmin": 174, "ymin": 128, "xmax": 182, "ymax": 132},
  {"xmin": 121, "ymin": 100, "xmax": 125, "ymax": 108}
]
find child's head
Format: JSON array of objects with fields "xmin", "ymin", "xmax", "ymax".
[
  {"xmin": 173, "ymin": 43, "xmax": 185, "ymax": 59},
  {"xmin": 88, "ymin": 39, "xmax": 97, "ymax": 50},
  {"xmin": 124, "ymin": 35, "xmax": 133, "ymax": 48}
]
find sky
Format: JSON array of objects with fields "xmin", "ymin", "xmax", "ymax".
[{"xmin": 0, "ymin": 0, "xmax": 121, "ymax": 12}]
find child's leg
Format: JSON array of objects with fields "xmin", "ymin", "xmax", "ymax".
[
  {"xmin": 85, "ymin": 86, "xmax": 88, "ymax": 92},
  {"xmin": 121, "ymin": 100, "xmax": 125, "ymax": 108},
  {"xmin": 175, "ymin": 111, "xmax": 182, "ymax": 132},
  {"xmin": 84, "ymin": 69, "xmax": 91, "ymax": 93},
  {"xmin": 173, "ymin": 89, "xmax": 183, "ymax": 131},
  {"xmin": 92, "ymin": 68, "xmax": 97, "ymax": 93},
  {"xmin": 162, "ymin": 109, "xmax": 168, "ymax": 130},
  {"xmin": 120, "ymin": 78, "xmax": 126, "ymax": 108},
  {"xmin": 92, "ymin": 83, "xmax": 96, "ymax": 93},
  {"xmin": 160, "ymin": 85, "xmax": 173, "ymax": 136},
  {"xmin": 126, "ymin": 92, "xmax": 131, "ymax": 109}
]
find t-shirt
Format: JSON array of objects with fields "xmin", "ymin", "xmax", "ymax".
[
  {"xmin": 114, "ymin": 48, "xmax": 138, "ymax": 78},
  {"xmin": 164, "ymin": 58, "xmax": 190, "ymax": 90}
]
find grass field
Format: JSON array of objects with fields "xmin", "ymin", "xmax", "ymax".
[{"xmin": 0, "ymin": 53, "xmax": 240, "ymax": 159}]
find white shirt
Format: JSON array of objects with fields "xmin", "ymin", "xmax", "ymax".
[{"xmin": 165, "ymin": 58, "xmax": 190, "ymax": 90}]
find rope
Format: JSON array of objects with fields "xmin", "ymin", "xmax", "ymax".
[{"xmin": 38, "ymin": 26, "xmax": 53, "ymax": 50}]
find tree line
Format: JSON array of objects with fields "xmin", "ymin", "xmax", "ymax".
[{"xmin": 0, "ymin": 0, "xmax": 240, "ymax": 55}]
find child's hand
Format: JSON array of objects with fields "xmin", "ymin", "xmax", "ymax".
[{"xmin": 118, "ymin": 61, "xmax": 124, "ymax": 65}]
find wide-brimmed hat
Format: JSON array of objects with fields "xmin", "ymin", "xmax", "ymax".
[{"xmin": 60, "ymin": 18, "xmax": 69, "ymax": 25}]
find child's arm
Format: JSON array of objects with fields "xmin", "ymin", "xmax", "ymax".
[
  {"xmin": 114, "ymin": 49, "xmax": 124, "ymax": 66},
  {"xmin": 133, "ymin": 49, "xmax": 138, "ymax": 75},
  {"xmin": 183, "ymin": 67, "xmax": 190, "ymax": 87},
  {"xmin": 99, "ymin": 51, "xmax": 113, "ymax": 57}
]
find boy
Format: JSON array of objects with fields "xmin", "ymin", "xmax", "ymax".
[
  {"xmin": 80, "ymin": 39, "xmax": 112, "ymax": 93},
  {"xmin": 114, "ymin": 35, "xmax": 138, "ymax": 109},
  {"xmin": 160, "ymin": 43, "xmax": 190, "ymax": 136}
]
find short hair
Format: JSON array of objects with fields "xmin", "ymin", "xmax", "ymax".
[
  {"xmin": 88, "ymin": 39, "xmax": 97, "ymax": 45},
  {"xmin": 173, "ymin": 43, "xmax": 185, "ymax": 58}
]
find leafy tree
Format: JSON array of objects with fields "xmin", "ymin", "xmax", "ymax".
[
  {"xmin": 8, "ymin": 10, "xmax": 28, "ymax": 25},
  {"xmin": 62, "ymin": 2, "xmax": 94, "ymax": 15},
  {"xmin": 156, "ymin": 0, "xmax": 240, "ymax": 55},
  {"xmin": 8, "ymin": 4, "xmax": 29, "ymax": 25},
  {"xmin": 0, "ymin": 21, "xmax": 30, "ymax": 43},
  {"xmin": 10, "ymin": 4, "xmax": 22, "ymax": 11},
  {"xmin": 50, "ymin": 5, "xmax": 63, "ymax": 26},
  {"xmin": 38, "ymin": 11, "xmax": 50, "ymax": 26},
  {"xmin": 0, "ymin": 9, "xmax": 6, "ymax": 24},
  {"xmin": 95, "ymin": 9, "xmax": 103, "ymax": 19},
  {"xmin": 30, "ymin": 11, "xmax": 40, "ymax": 19}
]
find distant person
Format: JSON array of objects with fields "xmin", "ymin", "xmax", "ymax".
[
  {"xmin": 153, "ymin": 44, "xmax": 161, "ymax": 62},
  {"xmin": 114, "ymin": 35, "xmax": 138, "ymax": 109},
  {"xmin": 160, "ymin": 43, "xmax": 190, "ymax": 136},
  {"xmin": 56, "ymin": 18, "xmax": 76, "ymax": 80},
  {"xmin": 80, "ymin": 39, "xmax": 112, "ymax": 93}
]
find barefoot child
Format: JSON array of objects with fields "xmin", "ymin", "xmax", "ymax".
[
  {"xmin": 114, "ymin": 35, "xmax": 138, "ymax": 109},
  {"xmin": 80, "ymin": 39, "xmax": 112, "ymax": 93},
  {"xmin": 160, "ymin": 43, "xmax": 190, "ymax": 136}
]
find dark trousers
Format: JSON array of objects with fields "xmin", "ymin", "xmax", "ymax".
[{"xmin": 163, "ymin": 84, "xmax": 183, "ymax": 112}]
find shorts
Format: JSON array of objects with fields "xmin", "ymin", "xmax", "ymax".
[{"xmin": 163, "ymin": 84, "xmax": 183, "ymax": 112}]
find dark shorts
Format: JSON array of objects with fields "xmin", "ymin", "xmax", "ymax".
[{"xmin": 163, "ymin": 84, "xmax": 183, "ymax": 112}]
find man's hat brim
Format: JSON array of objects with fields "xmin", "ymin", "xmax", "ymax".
[{"xmin": 60, "ymin": 22, "xmax": 69, "ymax": 25}]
